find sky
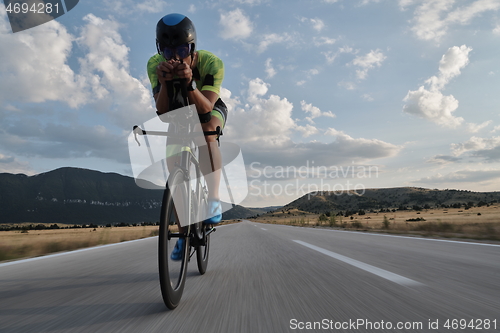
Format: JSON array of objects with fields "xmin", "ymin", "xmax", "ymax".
[{"xmin": 1, "ymin": 0, "xmax": 500, "ymax": 207}]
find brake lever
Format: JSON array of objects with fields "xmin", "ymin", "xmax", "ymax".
[{"xmin": 133, "ymin": 125, "xmax": 142, "ymax": 146}]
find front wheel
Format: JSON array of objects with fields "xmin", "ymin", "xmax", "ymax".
[{"xmin": 158, "ymin": 169, "xmax": 190, "ymax": 310}]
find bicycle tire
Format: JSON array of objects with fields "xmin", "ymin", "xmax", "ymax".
[
  {"xmin": 196, "ymin": 224, "xmax": 210, "ymax": 275},
  {"xmin": 158, "ymin": 168, "xmax": 190, "ymax": 310},
  {"xmin": 189, "ymin": 154, "xmax": 210, "ymax": 275}
]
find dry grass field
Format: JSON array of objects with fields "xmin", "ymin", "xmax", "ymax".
[
  {"xmin": 1, "ymin": 205, "xmax": 498, "ymax": 263},
  {"xmin": 252, "ymin": 204, "xmax": 500, "ymax": 241},
  {"xmin": 0, "ymin": 220, "xmax": 241, "ymax": 263},
  {"xmin": 0, "ymin": 225, "xmax": 159, "ymax": 262}
]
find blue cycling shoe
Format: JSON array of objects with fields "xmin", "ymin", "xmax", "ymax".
[
  {"xmin": 203, "ymin": 199, "xmax": 222, "ymax": 224},
  {"xmin": 170, "ymin": 238, "xmax": 185, "ymax": 261}
]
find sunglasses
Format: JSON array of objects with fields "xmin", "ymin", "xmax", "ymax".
[{"xmin": 160, "ymin": 43, "xmax": 192, "ymax": 60}]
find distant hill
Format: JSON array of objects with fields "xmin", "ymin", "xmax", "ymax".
[
  {"xmin": 4, "ymin": 168, "xmax": 497, "ymax": 224},
  {"xmin": 278, "ymin": 187, "xmax": 500, "ymax": 214},
  {"xmin": 221, "ymin": 204, "xmax": 282, "ymax": 220},
  {"xmin": 0, "ymin": 167, "xmax": 163, "ymax": 225},
  {"xmin": 0, "ymin": 167, "xmax": 278, "ymax": 225}
]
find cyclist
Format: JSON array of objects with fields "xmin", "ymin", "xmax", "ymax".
[{"xmin": 147, "ymin": 13, "xmax": 227, "ymax": 260}]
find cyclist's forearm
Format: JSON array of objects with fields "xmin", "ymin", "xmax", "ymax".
[
  {"xmin": 155, "ymin": 85, "xmax": 170, "ymax": 114},
  {"xmin": 188, "ymin": 89, "xmax": 216, "ymax": 115}
]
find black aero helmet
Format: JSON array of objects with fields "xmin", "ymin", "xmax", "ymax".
[{"xmin": 156, "ymin": 13, "xmax": 196, "ymax": 58}]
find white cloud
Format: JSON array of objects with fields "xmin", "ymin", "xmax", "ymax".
[
  {"xmin": 265, "ymin": 58, "xmax": 276, "ymax": 78},
  {"xmin": 300, "ymin": 17, "xmax": 325, "ymax": 31},
  {"xmin": 101, "ymin": 0, "xmax": 169, "ymax": 15},
  {"xmin": 295, "ymin": 124, "xmax": 319, "ymax": 137},
  {"xmin": 362, "ymin": 94, "xmax": 374, "ymax": 101},
  {"xmin": 446, "ymin": 0, "xmax": 500, "ymax": 25},
  {"xmin": 426, "ymin": 133, "xmax": 500, "ymax": 166},
  {"xmin": 399, "ymin": 0, "xmax": 417, "ymax": 10},
  {"xmin": 426, "ymin": 45, "xmax": 472, "ymax": 90},
  {"xmin": 313, "ymin": 36, "xmax": 336, "ymax": 46},
  {"xmin": 406, "ymin": 0, "xmax": 500, "ymax": 42},
  {"xmin": 0, "ymin": 153, "xmax": 14, "ymax": 165},
  {"xmin": 219, "ymin": 9, "xmax": 253, "ymax": 40},
  {"xmin": 322, "ymin": 46, "xmax": 355, "ymax": 64},
  {"xmin": 466, "ymin": 121, "xmax": 492, "ymax": 133},
  {"xmin": 223, "ymin": 78, "xmax": 295, "ymax": 148},
  {"xmin": 0, "ymin": 11, "xmax": 86, "ymax": 107},
  {"xmin": 451, "ymin": 136, "xmax": 500, "ymax": 157},
  {"xmin": 403, "ymin": 45, "xmax": 472, "ymax": 128},
  {"xmin": 322, "ymin": 51, "xmax": 338, "ymax": 64},
  {"xmin": 221, "ymin": 79, "xmax": 401, "ymax": 167},
  {"xmin": 0, "ymin": 11, "xmax": 153, "ymax": 124},
  {"xmin": 426, "ymin": 154, "xmax": 462, "ymax": 164},
  {"xmin": 188, "ymin": 4, "xmax": 196, "ymax": 13},
  {"xmin": 297, "ymin": 68, "xmax": 320, "ymax": 85},
  {"xmin": 311, "ymin": 18, "xmax": 326, "ymax": 32},
  {"xmin": 307, "ymin": 69, "xmax": 320, "ymax": 76},
  {"xmin": 414, "ymin": 169, "xmax": 500, "ymax": 184},
  {"xmin": 360, "ymin": 0, "xmax": 382, "ymax": 5},
  {"xmin": 494, "ymin": 23, "xmax": 500, "ymax": 35},
  {"xmin": 0, "ymin": 12, "xmax": 154, "ymax": 167},
  {"xmin": 351, "ymin": 49, "xmax": 386, "ymax": 80},
  {"xmin": 135, "ymin": 0, "xmax": 169, "ymax": 13},
  {"xmin": 338, "ymin": 81, "xmax": 356, "ymax": 90},
  {"xmin": 409, "ymin": 0, "xmax": 455, "ymax": 41},
  {"xmin": 324, "ymin": 128, "xmax": 402, "ymax": 161},
  {"xmin": 301, "ymin": 101, "xmax": 335, "ymax": 119},
  {"xmin": 0, "ymin": 112, "xmax": 130, "ymax": 163},
  {"xmin": 403, "ymin": 87, "xmax": 463, "ymax": 127},
  {"xmin": 257, "ymin": 33, "xmax": 293, "ymax": 53},
  {"xmin": 0, "ymin": 153, "xmax": 35, "ymax": 175},
  {"xmin": 77, "ymin": 14, "xmax": 154, "ymax": 127},
  {"xmin": 339, "ymin": 46, "xmax": 355, "ymax": 54},
  {"xmin": 236, "ymin": 0, "xmax": 266, "ymax": 4}
]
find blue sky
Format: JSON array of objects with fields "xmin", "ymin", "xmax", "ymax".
[{"xmin": 1, "ymin": 0, "xmax": 500, "ymax": 207}]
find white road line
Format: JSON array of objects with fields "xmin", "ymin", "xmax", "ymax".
[
  {"xmin": 261, "ymin": 228, "xmax": 267, "ymax": 230},
  {"xmin": 293, "ymin": 240, "xmax": 422, "ymax": 287}
]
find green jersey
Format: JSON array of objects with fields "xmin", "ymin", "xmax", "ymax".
[{"xmin": 147, "ymin": 50, "xmax": 224, "ymax": 97}]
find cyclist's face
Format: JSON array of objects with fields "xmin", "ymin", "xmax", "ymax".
[{"xmin": 161, "ymin": 43, "xmax": 191, "ymax": 61}]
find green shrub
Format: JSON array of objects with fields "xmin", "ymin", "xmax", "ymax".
[
  {"xmin": 382, "ymin": 215, "xmax": 390, "ymax": 229},
  {"xmin": 351, "ymin": 221, "xmax": 363, "ymax": 229},
  {"xmin": 329, "ymin": 214, "xmax": 337, "ymax": 227}
]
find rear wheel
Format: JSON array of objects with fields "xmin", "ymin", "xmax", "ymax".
[
  {"xmin": 193, "ymin": 191, "xmax": 210, "ymax": 275},
  {"xmin": 158, "ymin": 169, "xmax": 190, "ymax": 310},
  {"xmin": 196, "ymin": 224, "xmax": 210, "ymax": 275}
]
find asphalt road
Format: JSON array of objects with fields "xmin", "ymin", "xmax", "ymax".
[{"xmin": 1, "ymin": 221, "xmax": 499, "ymax": 333}]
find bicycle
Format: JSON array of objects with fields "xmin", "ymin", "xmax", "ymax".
[{"xmin": 133, "ymin": 78, "xmax": 221, "ymax": 310}]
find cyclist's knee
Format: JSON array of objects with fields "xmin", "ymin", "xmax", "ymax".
[{"xmin": 201, "ymin": 118, "xmax": 222, "ymax": 143}]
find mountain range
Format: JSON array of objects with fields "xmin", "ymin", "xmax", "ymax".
[
  {"xmin": 1, "ymin": 167, "xmax": 499, "ymax": 224},
  {"xmin": 280, "ymin": 187, "xmax": 500, "ymax": 214},
  {"xmin": 0, "ymin": 167, "xmax": 273, "ymax": 225}
]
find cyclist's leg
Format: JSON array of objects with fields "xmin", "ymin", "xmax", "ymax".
[
  {"xmin": 199, "ymin": 106, "xmax": 226, "ymax": 223},
  {"xmin": 165, "ymin": 136, "xmax": 186, "ymax": 260},
  {"xmin": 200, "ymin": 110, "xmax": 224, "ymax": 199}
]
